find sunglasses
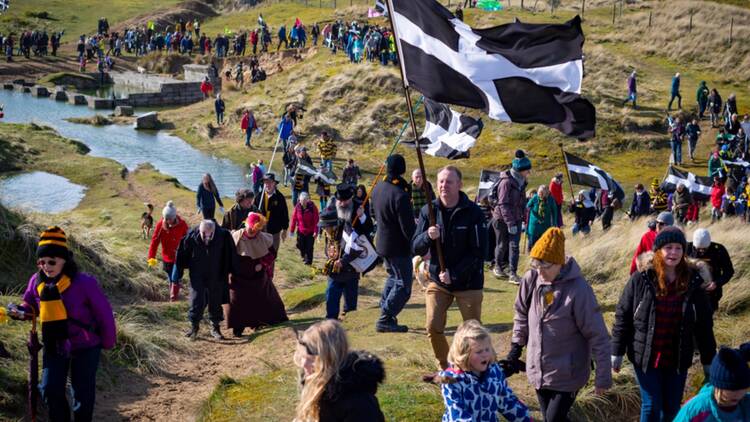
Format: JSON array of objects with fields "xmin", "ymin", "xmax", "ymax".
[
  {"xmin": 37, "ymin": 259, "xmax": 59, "ymax": 267},
  {"xmin": 298, "ymin": 340, "xmax": 318, "ymax": 356}
]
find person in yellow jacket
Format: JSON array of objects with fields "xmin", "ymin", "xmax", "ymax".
[{"xmin": 317, "ymin": 131, "xmax": 337, "ymax": 171}]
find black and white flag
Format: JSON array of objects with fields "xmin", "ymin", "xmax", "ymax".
[
  {"xmin": 0, "ymin": 0, "xmax": 9, "ymax": 12},
  {"xmin": 476, "ymin": 169, "xmax": 501, "ymax": 202},
  {"xmin": 405, "ymin": 98, "xmax": 483, "ymax": 159},
  {"xmin": 663, "ymin": 166, "xmax": 712, "ymax": 201},
  {"xmin": 564, "ymin": 152, "xmax": 623, "ymax": 199},
  {"xmin": 388, "ymin": 0, "xmax": 595, "ymax": 138}
]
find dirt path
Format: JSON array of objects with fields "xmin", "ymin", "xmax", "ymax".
[{"xmin": 94, "ymin": 327, "xmax": 278, "ymax": 422}]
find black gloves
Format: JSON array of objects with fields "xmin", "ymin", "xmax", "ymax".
[{"xmin": 498, "ymin": 343, "xmax": 526, "ymax": 376}]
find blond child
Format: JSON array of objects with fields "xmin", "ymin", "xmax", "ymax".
[{"xmin": 438, "ymin": 320, "xmax": 530, "ymax": 422}]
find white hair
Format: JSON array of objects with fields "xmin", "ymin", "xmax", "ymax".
[
  {"xmin": 199, "ymin": 220, "xmax": 216, "ymax": 231},
  {"xmin": 299, "ymin": 192, "xmax": 309, "ymax": 201}
]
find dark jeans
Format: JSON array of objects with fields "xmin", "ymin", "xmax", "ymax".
[
  {"xmin": 378, "ymin": 256, "xmax": 413, "ymax": 323},
  {"xmin": 41, "ymin": 346, "xmax": 102, "ymax": 422},
  {"xmin": 296, "ymin": 233, "xmax": 314, "ymax": 265},
  {"xmin": 698, "ymin": 99, "xmax": 707, "ymax": 118},
  {"xmin": 163, "ymin": 261, "xmax": 180, "ymax": 284},
  {"xmin": 633, "ymin": 366, "xmax": 688, "ymax": 422},
  {"xmin": 188, "ymin": 276, "xmax": 224, "ymax": 324},
  {"xmin": 326, "ymin": 273, "xmax": 359, "ymax": 319},
  {"xmin": 668, "ymin": 92, "xmax": 682, "ymax": 110},
  {"xmin": 671, "ymin": 140, "xmax": 683, "ymax": 164},
  {"xmin": 216, "ymin": 111, "xmax": 223, "ymax": 125},
  {"xmin": 201, "ymin": 207, "xmax": 215, "ymax": 220},
  {"xmin": 492, "ymin": 218, "xmax": 521, "ymax": 274},
  {"xmin": 601, "ymin": 206, "xmax": 614, "ymax": 230},
  {"xmin": 536, "ymin": 389, "xmax": 577, "ymax": 422}
]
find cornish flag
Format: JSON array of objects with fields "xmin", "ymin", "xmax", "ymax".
[
  {"xmin": 404, "ymin": 98, "xmax": 483, "ymax": 159},
  {"xmin": 663, "ymin": 166, "xmax": 712, "ymax": 201},
  {"xmin": 476, "ymin": 169, "xmax": 501, "ymax": 202},
  {"xmin": 388, "ymin": 0, "xmax": 595, "ymax": 138},
  {"xmin": 564, "ymin": 152, "xmax": 623, "ymax": 198},
  {"xmin": 0, "ymin": 0, "xmax": 8, "ymax": 12}
]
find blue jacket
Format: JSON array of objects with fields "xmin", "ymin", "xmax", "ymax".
[
  {"xmin": 630, "ymin": 191, "xmax": 651, "ymax": 217},
  {"xmin": 674, "ymin": 384, "xmax": 750, "ymax": 422},
  {"xmin": 278, "ymin": 26, "xmax": 286, "ymax": 40},
  {"xmin": 278, "ymin": 118, "xmax": 294, "ymax": 140},
  {"xmin": 440, "ymin": 363, "xmax": 530, "ymax": 422},
  {"xmin": 672, "ymin": 76, "xmax": 681, "ymax": 95}
]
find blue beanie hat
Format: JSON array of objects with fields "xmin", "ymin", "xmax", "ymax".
[
  {"xmin": 512, "ymin": 150, "xmax": 531, "ymax": 172},
  {"xmin": 710, "ymin": 346, "xmax": 750, "ymax": 390}
]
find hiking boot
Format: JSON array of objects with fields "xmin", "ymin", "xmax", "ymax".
[
  {"xmin": 185, "ymin": 323, "xmax": 199, "ymax": 340},
  {"xmin": 376, "ymin": 318, "xmax": 408, "ymax": 333},
  {"xmin": 232, "ymin": 327, "xmax": 244, "ymax": 338},
  {"xmin": 492, "ymin": 266, "xmax": 508, "ymax": 279},
  {"xmin": 508, "ymin": 272, "xmax": 521, "ymax": 285},
  {"xmin": 210, "ymin": 324, "xmax": 224, "ymax": 340}
]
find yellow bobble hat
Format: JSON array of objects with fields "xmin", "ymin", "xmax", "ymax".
[
  {"xmin": 37, "ymin": 226, "xmax": 70, "ymax": 259},
  {"xmin": 529, "ymin": 227, "xmax": 566, "ymax": 265}
]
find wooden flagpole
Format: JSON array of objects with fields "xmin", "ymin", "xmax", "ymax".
[
  {"xmin": 559, "ymin": 143, "xmax": 576, "ymax": 201},
  {"xmin": 384, "ymin": 0, "xmax": 445, "ymax": 272}
]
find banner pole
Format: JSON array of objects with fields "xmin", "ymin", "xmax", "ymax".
[
  {"xmin": 559, "ymin": 143, "xmax": 576, "ymax": 200},
  {"xmin": 385, "ymin": 0, "xmax": 445, "ymax": 272}
]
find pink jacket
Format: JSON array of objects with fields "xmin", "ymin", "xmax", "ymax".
[
  {"xmin": 512, "ymin": 257, "xmax": 612, "ymax": 392},
  {"xmin": 289, "ymin": 202, "xmax": 319, "ymax": 236}
]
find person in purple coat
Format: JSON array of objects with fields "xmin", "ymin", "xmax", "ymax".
[{"xmin": 9, "ymin": 226, "xmax": 116, "ymax": 422}]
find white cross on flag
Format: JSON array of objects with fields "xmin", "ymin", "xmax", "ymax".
[
  {"xmin": 0, "ymin": 0, "xmax": 9, "ymax": 12},
  {"xmin": 663, "ymin": 166, "xmax": 712, "ymax": 201},
  {"xmin": 388, "ymin": 0, "xmax": 595, "ymax": 139}
]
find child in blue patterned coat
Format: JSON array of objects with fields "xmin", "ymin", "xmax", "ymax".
[{"xmin": 438, "ymin": 320, "xmax": 531, "ymax": 422}]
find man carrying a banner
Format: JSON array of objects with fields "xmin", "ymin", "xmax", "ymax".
[{"xmin": 412, "ymin": 166, "xmax": 487, "ymax": 369}]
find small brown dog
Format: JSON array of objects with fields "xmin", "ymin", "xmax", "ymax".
[{"xmin": 141, "ymin": 203, "xmax": 154, "ymax": 239}]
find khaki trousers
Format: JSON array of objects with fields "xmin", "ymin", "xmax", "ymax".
[{"xmin": 425, "ymin": 282, "xmax": 483, "ymax": 369}]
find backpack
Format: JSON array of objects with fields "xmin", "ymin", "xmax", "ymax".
[{"xmin": 487, "ymin": 176, "xmax": 503, "ymax": 207}]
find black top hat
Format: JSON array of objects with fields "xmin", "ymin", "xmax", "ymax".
[
  {"xmin": 335, "ymin": 183, "xmax": 355, "ymax": 201},
  {"xmin": 262, "ymin": 172, "xmax": 278, "ymax": 183}
]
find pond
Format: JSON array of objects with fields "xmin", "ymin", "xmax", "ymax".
[
  {"xmin": 0, "ymin": 89, "xmax": 248, "ymax": 196},
  {"xmin": 0, "ymin": 172, "xmax": 86, "ymax": 214}
]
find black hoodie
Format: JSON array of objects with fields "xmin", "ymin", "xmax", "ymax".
[{"xmin": 319, "ymin": 351, "xmax": 386, "ymax": 422}]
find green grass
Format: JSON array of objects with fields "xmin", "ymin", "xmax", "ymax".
[{"xmin": 0, "ymin": 0, "xmax": 182, "ymax": 38}]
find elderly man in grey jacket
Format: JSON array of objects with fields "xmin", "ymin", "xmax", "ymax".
[{"xmin": 505, "ymin": 227, "xmax": 612, "ymax": 422}]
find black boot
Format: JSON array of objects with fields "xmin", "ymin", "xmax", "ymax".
[
  {"xmin": 210, "ymin": 323, "xmax": 224, "ymax": 340},
  {"xmin": 232, "ymin": 327, "xmax": 244, "ymax": 338},
  {"xmin": 185, "ymin": 322, "xmax": 199, "ymax": 340},
  {"xmin": 376, "ymin": 316, "xmax": 408, "ymax": 333}
]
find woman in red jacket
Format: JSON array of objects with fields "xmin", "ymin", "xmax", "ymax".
[
  {"xmin": 147, "ymin": 201, "xmax": 189, "ymax": 300},
  {"xmin": 200, "ymin": 76, "xmax": 213, "ymax": 99},
  {"xmin": 289, "ymin": 192, "xmax": 319, "ymax": 265},
  {"xmin": 240, "ymin": 108, "xmax": 258, "ymax": 148},
  {"xmin": 710, "ymin": 176, "xmax": 725, "ymax": 222}
]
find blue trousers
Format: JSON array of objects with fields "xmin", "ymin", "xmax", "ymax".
[
  {"xmin": 321, "ymin": 159, "xmax": 333, "ymax": 171},
  {"xmin": 572, "ymin": 222, "xmax": 590, "ymax": 235},
  {"xmin": 633, "ymin": 366, "xmax": 688, "ymax": 422},
  {"xmin": 378, "ymin": 256, "xmax": 413, "ymax": 323},
  {"xmin": 671, "ymin": 140, "xmax": 682, "ymax": 164},
  {"xmin": 244, "ymin": 129, "xmax": 252, "ymax": 146},
  {"xmin": 326, "ymin": 273, "xmax": 359, "ymax": 319},
  {"xmin": 41, "ymin": 346, "xmax": 102, "ymax": 422}
]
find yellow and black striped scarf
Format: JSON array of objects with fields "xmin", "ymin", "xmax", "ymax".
[{"xmin": 36, "ymin": 274, "xmax": 71, "ymax": 348}]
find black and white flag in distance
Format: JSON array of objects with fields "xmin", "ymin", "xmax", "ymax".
[
  {"xmin": 663, "ymin": 166, "xmax": 712, "ymax": 201},
  {"xmin": 387, "ymin": 0, "xmax": 595, "ymax": 139},
  {"xmin": 475, "ymin": 169, "xmax": 501, "ymax": 202},
  {"xmin": 403, "ymin": 98, "xmax": 483, "ymax": 159},
  {"xmin": 564, "ymin": 152, "xmax": 624, "ymax": 199},
  {"xmin": 0, "ymin": 0, "xmax": 8, "ymax": 12}
]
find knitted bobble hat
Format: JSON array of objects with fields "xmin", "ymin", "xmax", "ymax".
[
  {"xmin": 37, "ymin": 226, "xmax": 70, "ymax": 259},
  {"xmin": 710, "ymin": 346, "xmax": 750, "ymax": 391},
  {"xmin": 652, "ymin": 226, "xmax": 686, "ymax": 252},
  {"xmin": 529, "ymin": 227, "xmax": 565, "ymax": 266},
  {"xmin": 162, "ymin": 200, "xmax": 177, "ymax": 219},
  {"xmin": 512, "ymin": 150, "xmax": 532, "ymax": 172}
]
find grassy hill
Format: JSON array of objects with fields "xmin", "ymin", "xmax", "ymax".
[{"xmin": 1, "ymin": 0, "xmax": 750, "ymax": 420}]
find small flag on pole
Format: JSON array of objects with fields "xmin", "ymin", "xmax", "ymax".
[
  {"xmin": 403, "ymin": 98, "xmax": 483, "ymax": 159},
  {"xmin": 663, "ymin": 166, "xmax": 712, "ymax": 201},
  {"xmin": 564, "ymin": 151, "xmax": 624, "ymax": 199}
]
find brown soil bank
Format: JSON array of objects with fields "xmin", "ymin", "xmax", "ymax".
[{"xmin": 111, "ymin": 0, "xmax": 220, "ymax": 34}]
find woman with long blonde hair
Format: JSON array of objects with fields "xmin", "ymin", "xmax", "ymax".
[{"xmin": 294, "ymin": 320, "xmax": 385, "ymax": 422}]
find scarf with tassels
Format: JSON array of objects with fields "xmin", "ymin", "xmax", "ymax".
[{"xmin": 36, "ymin": 274, "xmax": 71, "ymax": 349}]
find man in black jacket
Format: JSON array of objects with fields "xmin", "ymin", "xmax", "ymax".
[
  {"xmin": 254, "ymin": 172, "xmax": 289, "ymax": 252},
  {"xmin": 412, "ymin": 166, "xmax": 487, "ymax": 369},
  {"xmin": 370, "ymin": 154, "xmax": 415, "ymax": 333},
  {"xmin": 687, "ymin": 228, "xmax": 734, "ymax": 313},
  {"xmin": 175, "ymin": 220, "xmax": 234, "ymax": 340}
]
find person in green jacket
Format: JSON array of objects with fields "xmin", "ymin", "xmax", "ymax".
[
  {"xmin": 526, "ymin": 185, "xmax": 558, "ymax": 252},
  {"xmin": 697, "ymin": 81, "xmax": 710, "ymax": 119},
  {"xmin": 708, "ymin": 150, "xmax": 725, "ymax": 178}
]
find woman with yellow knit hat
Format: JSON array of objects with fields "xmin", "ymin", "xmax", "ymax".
[
  {"xmin": 9, "ymin": 226, "xmax": 116, "ymax": 422},
  {"xmin": 504, "ymin": 227, "xmax": 612, "ymax": 422}
]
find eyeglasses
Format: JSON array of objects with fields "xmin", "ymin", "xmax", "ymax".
[
  {"xmin": 37, "ymin": 259, "xmax": 58, "ymax": 267},
  {"xmin": 530, "ymin": 261, "xmax": 555, "ymax": 271}
]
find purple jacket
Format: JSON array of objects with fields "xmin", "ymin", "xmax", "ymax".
[
  {"xmin": 492, "ymin": 170, "xmax": 526, "ymax": 227},
  {"xmin": 23, "ymin": 272, "xmax": 117, "ymax": 352},
  {"xmin": 512, "ymin": 257, "xmax": 612, "ymax": 392}
]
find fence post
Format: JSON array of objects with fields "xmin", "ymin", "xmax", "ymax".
[
  {"xmin": 581, "ymin": 0, "xmax": 585, "ymax": 19},
  {"xmin": 730, "ymin": 17, "xmax": 734, "ymax": 45},
  {"xmin": 688, "ymin": 10, "xmax": 693, "ymax": 33},
  {"xmin": 612, "ymin": 1, "xmax": 616, "ymax": 25},
  {"xmin": 619, "ymin": 0, "xmax": 623, "ymax": 17},
  {"xmin": 648, "ymin": 11, "xmax": 652, "ymax": 28}
]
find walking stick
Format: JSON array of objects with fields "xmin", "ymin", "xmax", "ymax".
[{"xmin": 28, "ymin": 312, "xmax": 41, "ymax": 422}]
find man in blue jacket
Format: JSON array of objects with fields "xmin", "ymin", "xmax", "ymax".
[{"xmin": 668, "ymin": 72, "xmax": 682, "ymax": 111}]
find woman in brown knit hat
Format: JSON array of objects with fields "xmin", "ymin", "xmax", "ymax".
[{"xmin": 506, "ymin": 227, "xmax": 612, "ymax": 422}]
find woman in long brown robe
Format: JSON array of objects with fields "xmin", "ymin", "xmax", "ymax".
[{"xmin": 226, "ymin": 213, "xmax": 289, "ymax": 337}]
